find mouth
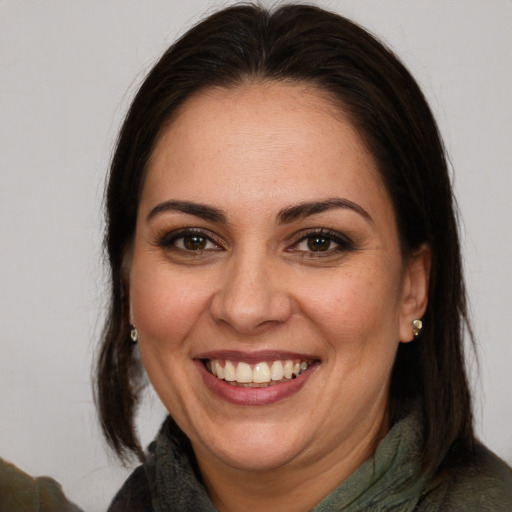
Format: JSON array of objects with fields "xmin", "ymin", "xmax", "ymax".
[
  {"xmin": 202, "ymin": 358, "xmax": 316, "ymax": 388},
  {"xmin": 196, "ymin": 351, "xmax": 319, "ymax": 405}
]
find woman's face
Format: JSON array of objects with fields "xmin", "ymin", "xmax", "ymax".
[{"xmin": 128, "ymin": 83, "xmax": 428, "ymax": 475}]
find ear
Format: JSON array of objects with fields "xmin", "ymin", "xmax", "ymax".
[{"xmin": 399, "ymin": 244, "xmax": 431, "ymax": 343}]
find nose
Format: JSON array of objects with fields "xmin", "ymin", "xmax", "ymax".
[{"xmin": 210, "ymin": 249, "xmax": 293, "ymax": 335}]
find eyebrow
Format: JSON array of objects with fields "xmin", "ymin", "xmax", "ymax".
[
  {"xmin": 277, "ymin": 198, "xmax": 373, "ymax": 224},
  {"xmin": 146, "ymin": 200, "xmax": 227, "ymax": 223},
  {"xmin": 146, "ymin": 197, "xmax": 372, "ymax": 225}
]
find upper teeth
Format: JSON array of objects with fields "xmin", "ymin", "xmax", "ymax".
[{"xmin": 207, "ymin": 359, "xmax": 311, "ymax": 385}]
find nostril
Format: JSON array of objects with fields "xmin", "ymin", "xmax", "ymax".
[{"xmin": 209, "ymin": 284, "xmax": 293, "ymax": 334}]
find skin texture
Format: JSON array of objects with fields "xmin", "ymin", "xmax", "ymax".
[{"xmin": 127, "ymin": 82, "xmax": 430, "ymax": 512}]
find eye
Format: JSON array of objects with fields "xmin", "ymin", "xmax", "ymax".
[
  {"xmin": 175, "ymin": 234, "xmax": 216, "ymax": 251},
  {"xmin": 157, "ymin": 229, "xmax": 222, "ymax": 252},
  {"xmin": 289, "ymin": 229, "xmax": 353, "ymax": 256},
  {"xmin": 297, "ymin": 235, "xmax": 335, "ymax": 252}
]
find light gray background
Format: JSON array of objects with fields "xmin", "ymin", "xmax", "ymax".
[{"xmin": 1, "ymin": 1, "xmax": 511, "ymax": 510}]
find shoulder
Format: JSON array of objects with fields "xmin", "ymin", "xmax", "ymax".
[
  {"xmin": 107, "ymin": 461, "xmax": 156, "ymax": 512},
  {"xmin": 0, "ymin": 458, "xmax": 83, "ymax": 512},
  {"xmin": 419, "ymin": 444, "xmax": 512, "ymax": 511}
]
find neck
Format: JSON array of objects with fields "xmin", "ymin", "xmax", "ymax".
[{"xmin": 193, "ymin": 412, "xmax": 388, "ymax": 512}]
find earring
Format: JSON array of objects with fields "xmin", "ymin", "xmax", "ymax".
[
  {"xmin": 130, "ymin": 327, "xmax": 138, "ymax": 343},
  {"xmin": 412, "ymin": 319, "xmax": 423, "ymax": 338}
]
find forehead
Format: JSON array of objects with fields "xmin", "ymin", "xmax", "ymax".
[{"xmin": 141, "ymin": 82, "xmax": 388, "ymax": 218}]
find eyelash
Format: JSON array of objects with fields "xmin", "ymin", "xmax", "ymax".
[
  {"xmin": 288, "ymin": 228, "xmax": 354, "ymax": 257},
  {"xmin": 156, "ymin": 228, "xmax": 223, "ymax": 253},
  {"xmin": 155, "ymin": 227, "xmax": 354, "ymax": 257}
]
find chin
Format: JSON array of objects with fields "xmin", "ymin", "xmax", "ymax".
[
  {"xmin": 191, "ymin": 421, "xmax": 307, "ymax": 472},
  {"xmin": 211, "ymin": 444, "xmax": 300, "ymax": 472}
]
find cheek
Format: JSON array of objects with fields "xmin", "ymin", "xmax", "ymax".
[
  {"xmin": 130, "ymin": 258, "xmax": 213, "ymax": 344},
  {"xmin": 297, "ymin": 262, "xmax": 403, "ymax": 352}
]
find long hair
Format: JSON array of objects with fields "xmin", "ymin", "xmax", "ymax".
[{"xmin": 96, "ymin": 3, "xmax": 474, "ymax": 471}]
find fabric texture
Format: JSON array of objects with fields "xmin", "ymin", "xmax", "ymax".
[
  {"xmin": 0, "ymin": 458, "xmax": 83, "ymax": 512},
  {"xmin": 108, "ymin": 409, "xmax": 512, "ymax": 511}
]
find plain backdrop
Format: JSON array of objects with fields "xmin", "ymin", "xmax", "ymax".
[{"xmin": 1, "ymin": 1, "xmax": 511, "ymax": 510}]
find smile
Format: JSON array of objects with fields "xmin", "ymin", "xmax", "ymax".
[{"xmin": 204, "ymin": 358, "xmax": 314, "ymax": 387}]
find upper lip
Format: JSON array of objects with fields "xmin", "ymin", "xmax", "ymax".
[{"xmin": 194, "ymin": 350, "xmax": 319, "ymax": 363}]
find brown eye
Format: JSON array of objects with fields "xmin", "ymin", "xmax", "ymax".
[
  {"xmin": 183, "ymin": 235, "xmax": 208, "ymax": 250},
  {"xmin": 289, "ymin": 229, "xmax": 354, "ymax": 256},
  {"xmin": 159, "ymin": 230, "xmax": 221, "ymax": 252},
  {"xmin": 306, "ymin": 236, "xmax": 332, "ymax": 252}
]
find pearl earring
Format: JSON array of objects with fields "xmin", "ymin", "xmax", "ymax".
[
  {"xmin": 412, "ymin": 319, "xmax": 423, "ymax": 338},
  {"xmin": 130, "ymin": 327, "xmax": 138, "ymax": 343}
]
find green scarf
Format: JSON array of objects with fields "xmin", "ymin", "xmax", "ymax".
[{"xmin": 149, "ymin": 408, "xmax": 512, "ymax": 511}]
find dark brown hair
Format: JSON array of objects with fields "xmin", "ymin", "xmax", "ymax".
[{"xmin": 96, "ymin": 3, "xmax": 474, "ymax": 471}]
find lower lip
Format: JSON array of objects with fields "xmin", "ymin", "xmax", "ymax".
[{"xmin": 195, "ymin": 360, "xmax": 318, "ymax": 406}]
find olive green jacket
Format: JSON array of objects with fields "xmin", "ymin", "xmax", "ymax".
[{"xmin": 0, "ymin": 458, "xmax": 83, "ymax": 512}]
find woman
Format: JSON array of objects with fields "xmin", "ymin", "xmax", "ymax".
[{"xmin": 97, "ymin": 4, "xmax": 512, "ymax": 510}]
